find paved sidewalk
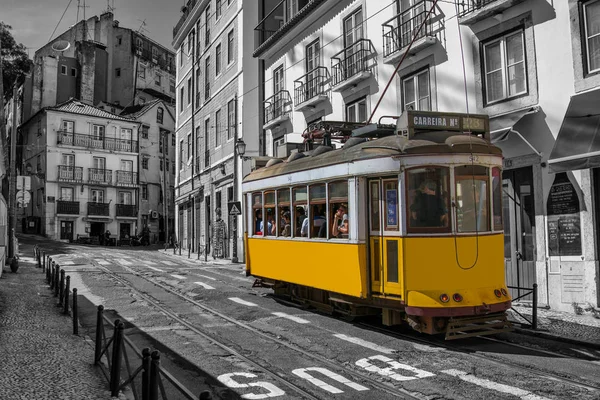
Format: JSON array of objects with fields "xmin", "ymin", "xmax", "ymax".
[{"xmin": 0, "ymin": 240, "xmax": 116, "ymax": 400}]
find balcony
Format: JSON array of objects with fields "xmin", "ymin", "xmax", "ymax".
[
  {"xmin": 382, "ymin": 0, "xmax": 443, "ymax": 65},
  {"xmin": 116, "ymin": 204, "xmax": 138, "ymax": 218},
  {"xmin": 173, "ymin": 0, "xmax": 198, "ymax": 38},
  {"xmin": 115, "ymin": 170, "xmax": 138, "ymax": 187},
  {"xmin": 331, "ymin": 39, "xmax": 376, "ymax": 92},
  {"xmin": 134, "ymin": 47, "xmax": 175, "ymax": 73},
  {"xmin": 263, "ymin": 90, "xmax": 292, "ymax": 130},
  {"xmin": 88, "ymin": 168, "xmax": 112, "ymax": 185},
  {"xmin": 294, "ymin": 66, "xmax": 330, "ymax": 112},
  {"xmin": 57, "ymin": 200, "xmax": 80, "ymax": 215},
  {"xmin": 57, "ymin": 165, "xmax": 83, "ymax": 183},
  {"xmin": 58, "ymin": 131, "xmax": 139, "ymax": 153},
  {"xmin": 457, "ymin": 0, "xmax": 526, "ymax": 26},
  {"xmin": 88, "ymin": 202, "xmax": 110, "ymax": 216}
]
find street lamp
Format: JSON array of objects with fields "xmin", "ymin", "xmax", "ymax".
[
  {"xmin": 232, "ymin": 137, "xmax": 250, "ymax": 264},
  {"xmin": 235, "ymin": 138, "xmax": 250, "ymax": 161}
]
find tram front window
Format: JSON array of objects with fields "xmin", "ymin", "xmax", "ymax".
[
  {"xmin": 407, "ymin": 167, "xmax": 450, "ymax": 231},
  {"xmin": 456, "ymin": 165, "xmax": 490, "ymax": 232}
]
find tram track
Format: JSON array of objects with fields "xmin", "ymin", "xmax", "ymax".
[
  {"xmin": 356, "ymin": 321, "xmax": 600, "ymax": 393},
  {"xmin": 92, "ymin": 260, "xmax": 424, "ymax": 400}
]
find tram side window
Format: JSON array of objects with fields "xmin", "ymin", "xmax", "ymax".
[
  {"xmin": 277, "ymin": 188, "xmax": 291, "ymax": 237},
  {"xmin": 309, "ymin": 184, "xmax": 327, "ymax": 238},
  {"xmin": 252, "ymin": 193, "xmax": 263, "ymax": 236},
  {"xmin": 329, "ymin": 180, "xmax": 349, "ymax": 239},
  {"xmin": 293, "ymin": 186, "xmax": 308, "ymax": 237},
  {"xmin": 407, "ymin": 167, "xmax": 450, "ymax": 232},
  {"xmin": 492, "ymin": 167, "xmax": 503, "ymax": 231},
  {"xmin": 263, "ymin": 191, "xmax": 276, "ymax": 236},
  {"xmin": 456, "ymin": 166, "xmax": 490, "ymax": 232}
]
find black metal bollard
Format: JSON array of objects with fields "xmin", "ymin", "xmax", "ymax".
[
  {"xmin": 46, "ymin": 258, "xmax": 50, "ymax": 283},
  {"xmin": 179, "ymin": 241, "xmax": 182, "ymax": 256},
  {"xmin": 197, "ymin": 242, "xmax": 201, "ymax": 260},
  {"xmin": 63, "ymin": 276, "xmax": 70, "ymax": 315},
  {"xmin": 50, "ymin": 261, "xmax": 56, "ymax": 289},
  {"xmin": 72, "ymin": 288, "xmax": 79, "ymax": 335},
  {"xmin": 94, "ymin": 305, "xmax": 105, "ymax": 365},
  {"xmin": 532, "ymin": 283, "xmax": 538, "ymax": 330},
  {"xmin": 58, "ymin": 270, "xmax": 66, "ymax": 307},
  {"xmin": 42, "ymin": 252, "xmax": 46, "ymax": 272},
  {"xmin": 54, "ymin": 265, "xmax": 60, "ymax": 297},
  {"xmin": 149, "ymin": 351, "xmax": 160, "ymax": 400},
  {"xmin": 141, "ymin": 348, "xmax": 151, "ymax": 400},
  {"xmin": 110, "ymin": 322, "xmax": 125, "ymax": 397},
  {"xmin": 199, "ymin": 390, "xmax": 213, "ymax": 399},
  {"xmin": 188, "ymin": 243, "xmax": 191, "ymax": 258}
]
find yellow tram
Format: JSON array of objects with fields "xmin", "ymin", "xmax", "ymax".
[{"xmin": 242, "ymin": 110, "xmax": 512, "ymax": 339}]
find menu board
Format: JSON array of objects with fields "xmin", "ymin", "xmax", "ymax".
[{"xmin": 547, "ymin": 173, "xmax": 581, "ymax": 256}]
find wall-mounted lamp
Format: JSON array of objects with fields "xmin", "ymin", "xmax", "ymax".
[{"xmin": 235, "ymin": 138, "xmax": 251, "ymax": 161}]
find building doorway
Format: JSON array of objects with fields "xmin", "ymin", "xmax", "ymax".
[
  {"xmin": 119, "ymin": 223, "xmax": 131, "ymax": 241},
  {"xmin": 502, "ymin": 167, "xmax": 536, "ymax": 301},
  {"xmin": 60, "ymin": 221, "xmax": 73, "ymax": 241},
  {"xmin": 90, "ymin": 222, "xmax": 105, "ymax": 239}
]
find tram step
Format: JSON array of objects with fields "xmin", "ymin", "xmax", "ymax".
[{"xmin": 445, "ymin": 313, "xmax": 513, "ymax": 340}]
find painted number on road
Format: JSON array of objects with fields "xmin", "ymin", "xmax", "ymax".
[
  {"xmin": 356, "ymin": 355, "xmax": 435, "ymax": 381},
  {"xmin": 217, "ymin": 372, "xmax": 285, "ymax": 399},
  {"xmin": 292, "ymin": 367, "xmax": 369, "ymax": 394}
]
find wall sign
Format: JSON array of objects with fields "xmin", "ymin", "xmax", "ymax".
[{"xmin": 547, "ymin": 173, "xmax": 581, "ymax": 256}]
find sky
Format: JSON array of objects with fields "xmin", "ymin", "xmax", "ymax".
[{"xmin": 2, "ymin": 0, "xmax": 184, "ymax": 54}]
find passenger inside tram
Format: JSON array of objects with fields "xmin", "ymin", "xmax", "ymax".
[
  {"xmin": 332, "ymin": 203, "xmax": 349, "ymax": 238},
  {"xmin": 410, "ymin": 179, "xmax": 448, "ymax": 228},
  {"xmin": 281, "ymin": 211, "xmax": 291, "ymax": 237}
]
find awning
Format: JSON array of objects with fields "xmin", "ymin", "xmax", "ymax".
[
  {"xmin": 490, "ymin": 106, "xmax": 540, "ymax": 155},
  {"xmin": 548, "ymin": 89, "xmax": 600, "ymax": 173},
  {"xmin": 82, "ymin": 217, "xmax": 112, "ymax": 222}
]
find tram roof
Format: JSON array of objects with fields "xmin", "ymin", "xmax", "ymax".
[{"xmin": 244, "ymin": 132, "xmax": 502, "ymax": 183}]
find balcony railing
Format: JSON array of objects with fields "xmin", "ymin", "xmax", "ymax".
[
  {"xmin": 254, "ymin": 0, "xmax": 311, "ymax": 51},
  {"xmin": 294, "ymin": 66, "xmax": 330, "ymax": 106},
  {"xmin": 331, "ymin": 39, "xmax": 376, "ymax": 88},
  {"xmin": 116, "ymin": 171, "xmax": 138, "ymax": 187},
  {"xmin": 134, "ymin": 47, "xmax": 175, "ymax": 73},
  {"xmin": 457, "ymin": 0, "xmax": 501, "ymax": 18},
  {"xmin": 264, "ymin": 90, "xmax": 292, "ymax": 126},
  {"xmin": 87, "ymin": 202, "xmax": 110, "ymax": 216},
  {"xmin": 57, "ymin": 200, "xmax": 79, "ymax": 215},
  {"xmin": 116, "ymin": 204, "xmax": 138, "ymax": 217},
  {"xmin": 173, "ymin": 0, "xmax": 198, "ymax": 38},
  {"xmin": 382, "ymin": 0, "xmax": 438, "ymax": 59},
  {"xmin": 58, "ymin": 131, "xmax": 139, "ymax": 153},
  {"xmin": 88, "ymin": 168, "xmax": 112, "ymax": 185},
  {"xmin": 57, "ymin": 165, "xmax": 83, "ymax": 182}
]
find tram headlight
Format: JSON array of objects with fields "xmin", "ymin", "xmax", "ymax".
[
  {"xmin": 439, "ymin": 293, "xmax": 450, "ymax": 303},
  {"xmin": 494, "ymin": 289, "xmax": 502, "ymax": 298},
  {"xmin": 452, "ymin": 293, "xmax": 463, "ymax": 302},
  {"xmin": 501, "ymin": 288, "xmax": 508, "ymax": 297}
]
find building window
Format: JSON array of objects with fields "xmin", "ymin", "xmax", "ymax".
[
  {"xmin": 141, "ymin": 125, "xmax": 149, "ymax": 139},
  {"xmin": 142, "ymin": 184, "xmax": 148, "ymax": 200},
  {"xmin": 152, "ymin": 47, "xmax": 159, "ymax": 63},
  {"xmin": 187, "ymin": 133, "xmax": 192, "ymax": 162},
  {"xmin": 171, "ymin": 160, "xmax": 175, "ymax": 172},
  {"xmin": 71, "ymin": 68, "xmax": 77, "ymax": 77},
  {"xmin": 180, "ymin": 47, "xmax": 184, "ymax": 66},
  {"xmin": 92, "ymin": 125, "xmax": 105, "ymax": 140},
  {"xmin": 205, "ymin": 6, "xmax": 211, "ymax": 45},
  {"xmin": 180, "ymin": 87, "xmax": 184, "ymax": 112},
  {"xmin": 115, "ymin": 68, "xmax": 121, "ymax": 77},
  {"xmin": 155, "ymin": 73, "xmax": 162, "ymax": 86},
  {"xmin": 187, "ymin": 77, "xmax": 192, "ymax": 105},
  {"xmin": 91, "ymin": 189, "xmax": 105, "ymax": 203},
  {"xmin": 61, "ymin": 65, "xmax": 67, "ymax": 75},
  {"xmin": 159, "ymin": 136, "xmax": 164, "ymax": 153},
  {"xmin": 161, "ymin": 130, "xmax": 169, "ymax": 152},
  {"xmin": 227, "ymin": 99, "xmax": 236, "ymax": 140},
  {"xmin": 215, "ymin": 109, "xmax": 221, "ymax": 147},
  {"xmin": 61, "ymin": 187, "xmax": 74, "ymax": 201},
  {"xmin": 346, "ymin": 97, "xmax": 367, "ymax": 122},
  {"xmin": 196, "ymin": 68, "xmax": 202, "ymax": 105},
  {"xmin": 172, "ymin": 133, "xmax": 176, "ymax": 146},
  {"xmin": 584, "ymin": 1, "xmax": 600, "ymax": 73},
  {"xmin": 139, "ymin": 66, "xmax": 145, "ymax": 79},
  {"xmin": 166, "ymin": 158, "xmax": 170, "ymax": 171},
  {"xmin": 215, "ymin": 44, "xmax": 222, "ymax": 75},
  {"xmin": 216, "ymin": 0, "xmax": 222, "ymax": 19},
  {"xmin": 61, "ymin": 120, "xmax": 74, "ymax": 133},
  {"xmin": 483, "ymin": 30, "xmax": 526, "ymax": 104},
  {"xmin": 402, "ymin": 69, "xmax": 430, "ymax": 111},
  {"xmin": 136, "ymin": 37, "xmax": 143, "ymax": 51},
  {"xmin": 142, "ymin": 156, "xmax": 149, "ymax": 169},
  {"xmin": 119, "ymin": 191, "xmax": 133, "ymax": 205},
  {"xmin": 227, "ymin": 30, "xmax": 234, "ymax": 64},
  {"xmin": 188, "ymin": 30, "xmax": 195, "ymax": 56},
  {"xmin": 169, "ymin": 78, "xmax": 175, "ymax": 93},
  {"xmin": 157, "ymin": 107, "xmax": 164, "ymax": 124},
  {"xmin": 160, "ymin": 159, "xmax": 164, "ymax": 171},
  {"xmin": 117, "ymin": 36, "xmax": 122, "ymax": 45},
  {"xmin": 180, "ymin": 140, "xmax": 184, "ymax": 169},
  {"xmin": 205, "ymin": 56, "xmax": 211, "ymax": 99}
]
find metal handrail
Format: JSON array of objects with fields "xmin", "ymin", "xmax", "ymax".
[
  {"xmin": 331, "ymin": 38, "xmax": 376, "ymax": 87},
  {"xmin": 264, "ymin": 90, "xmax": 292, "ymax": 124},
  {"xmin": 507, "ymin": 283, "xmax": 538, "ymax": 330},
  {"xmin": 88, "ymin": 168, "xmax": 113, "ymax": 184},
  {"xmin": 58, "ymin": 165, "xmax": 83, "ymax": 182},
  {"xmin": 254, "ymin": 0, "xmax": 286, "ymax": 47},
  {"xmin": 294, "ymin": 66, "xmax": 330, "ymax": 105},
  {"xmin": 457, "ymin": 0, "xmax": 500, "ymax": 18},
  {"xmin": 382, "ymin": 0, "xmax": 436, "ymax": 58},
  {"xmin": 58, "ymin": 131, "xmax": 138, "ymax": 152},
  {"xmin": 116, "ymin": 170, "xmax": 139, "ymax": 186}
]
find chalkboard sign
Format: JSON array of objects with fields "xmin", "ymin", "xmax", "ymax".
[
  {"xmin": 548, "ymin": 214, "xmax": 582, "ymax": 256},
  {"xmin": 547, "ymin": 172, "xmax": 580, "ymax": 216}
]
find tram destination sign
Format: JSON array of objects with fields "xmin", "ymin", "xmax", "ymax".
[{"xmin": 407, "ymin": 110, "xmax": 489, "ymax": 133}]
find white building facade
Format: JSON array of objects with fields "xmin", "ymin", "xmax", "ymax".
[{"xmin": 248, "ymin": 0, "xmax": 600, "ymax": 314}]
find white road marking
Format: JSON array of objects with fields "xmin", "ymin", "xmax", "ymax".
[
  {"xmin": 272, "ymin": 312, "xmax": 310, "ymax": 324},
  {"xmin": 292, "ymin": 367, "xmax": 369, "ymax": 393},
  {"xmin": 218, "ymin": 373, "xmax": 285, "ymax": 398},
  {"xmin": 196, "ymin": 274, "xmax": 217, "ymax": 281},
  {"xmin": 170, "ymin": 274, "xmax": 187, "ymax": 280},
  {"xmin": 441, "ymin": 369, "xmax": 550, "ymax": 400},
  {"xmin": 118, "ymin": 259, "xmax": 132, "ymax": 266},
  {"xmin": 141, "ymin": 260, "xmax": 157, "ymax": 266},
  {"xmin": 356, "ymin": 355, "xmax": 435, "ymax": 382},
  {"xmin": 334, "ymin": 334, "xmax": 396, "ymax": 354},
  {"xmin": 194, "ymin": 281, "xmax": 215, "ymax": 290},
  {"xmin": 570, "ymin": 348, "xmax": 597, "ymax": 358},
  {"xmin": 162, "ymin": 261, "xmax": 177, "ymax": 266},
  {"xmin": 146, "ymin": 266, "xmax": 164, "ymax": 272},
  {"xmin": 229, "ymin": 297, "xmax": 258, "ymax": 307},
  {"xmin": 98, "ymin": 260, "xmax": 111, "ymax": 265}
]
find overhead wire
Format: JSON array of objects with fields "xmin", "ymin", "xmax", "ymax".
[{"xmin": 48, "ymin": 0, "xmax": 74, "ymax": 43}]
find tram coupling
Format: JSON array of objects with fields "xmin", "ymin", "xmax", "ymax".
[{"xmin": 445, "ymin": 313, "xmax": 513, "ymax": 340}]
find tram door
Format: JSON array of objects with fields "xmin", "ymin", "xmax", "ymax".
[
  {"xmin": 502, "ymin": 167, "xmax": 536, "ymax": 300},
  {"xmin": 368, "ymin": 178, "xmax": 403, "ymax": 297}
]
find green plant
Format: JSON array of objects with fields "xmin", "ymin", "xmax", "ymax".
[{"xmin": 572, "ymin": 302, "xmax": 584, "ymax": 315}]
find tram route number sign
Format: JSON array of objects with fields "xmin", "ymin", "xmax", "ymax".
[{"xmin": 228, "ymin": 201, "xmax": 242, "ymax": 216}]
